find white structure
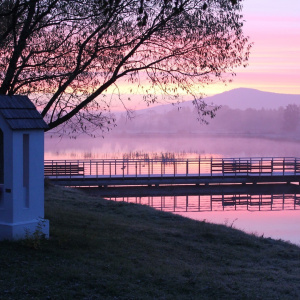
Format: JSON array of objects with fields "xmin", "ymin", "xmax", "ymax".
[{"xmin": 0, "ymin": 95, "xmax": 49, "ymax": 240}]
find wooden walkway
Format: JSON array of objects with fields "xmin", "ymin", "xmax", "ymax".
[{"xmin": 44, "ymin": 157, "xmax": 300, "ymax": 187}]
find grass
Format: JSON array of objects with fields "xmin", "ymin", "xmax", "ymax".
[{"xmin": 0, "ymin": 184, "xmax": 300, "ymax": 299}]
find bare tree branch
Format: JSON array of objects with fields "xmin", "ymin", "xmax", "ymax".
[{"xmin": 0, "ymin": 0, "xmax": 251, "ymax": 135}]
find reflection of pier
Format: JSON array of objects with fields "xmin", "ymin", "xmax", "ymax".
[
  {"xmin": 45, "ymin": 157, "xmax": 300, "ymax": 187},
  {"xmin": 107, "ymin": 190, "xmax": 300, "ymax": 212},
  {"xmin": 82, "ymin": 184, "xmax": 300, "ymax": 212}
]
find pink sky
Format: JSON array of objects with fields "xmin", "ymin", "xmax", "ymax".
[
  {"xmin": 106, "ymin": 0, "xmax": 300, "ymax": 111},
  {"xmin": 229, "ymin": 0, "xmax": 300, "ymax": 95}
]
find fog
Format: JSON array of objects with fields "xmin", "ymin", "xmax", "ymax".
[
  {"xmin": 112, "ymin": 103, "xmax": 300, "ymax": 139},
  {"xmin": 45, "ymin": 134, "xmax": 300, "ymax": 160}
]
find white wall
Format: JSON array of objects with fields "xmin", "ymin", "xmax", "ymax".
[
  {"xmin": 0, "ymin": 119, "xmax": 48, "ymax": 239},
  {"xmin": 11, "ymin": 130, "xmax": 45, "ymax": 223}
]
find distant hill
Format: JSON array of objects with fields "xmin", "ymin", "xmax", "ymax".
[
  {"xmin": 130, "ymin": 88, "xmax": 300, "ymax": 116},
  {"xmin": 204, "ymin": 88, "xmax": 300, "ymax": 110}
]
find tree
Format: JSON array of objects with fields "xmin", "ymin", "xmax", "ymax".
[
  {"xmin": 0, "ymin": 0, "xmax": 251, "ymax": 135},
  {"xmin": 282, "ymin": 104, "xmax": 300, "ymax": 132}
]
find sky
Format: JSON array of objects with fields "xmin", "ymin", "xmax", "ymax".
[
  {"xmin": 215, "ymin": 0, "xmax": 300, "ymax": 95},
  {"xmin": 109, "ymin": 0, "xmax": 300, "ymax": 111}
]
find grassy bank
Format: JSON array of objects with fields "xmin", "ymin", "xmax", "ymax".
[{"xmin": 1, "ymin": 185, "xmax": 300, "ymax": 299}]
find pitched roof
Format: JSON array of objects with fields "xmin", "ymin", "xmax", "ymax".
[{"xmin": 0, "ymin": 95, "xmax": 48, "ymax": 130}]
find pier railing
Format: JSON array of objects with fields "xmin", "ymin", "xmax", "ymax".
[{"xmin": 44, "ymin": 157, "xmax": 300, "ymax": 178}]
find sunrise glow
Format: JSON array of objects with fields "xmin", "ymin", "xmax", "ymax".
[
  {"xmin": 232, "ymin": 1, "xmax": 300, "ymax": 94},
  {"xmin": 199, "ymin": 1, "xmax": 300, "ymax": 96},
  {"xmin": 109, "ymin": 0, "xmax": 300, "ymax": 110}
]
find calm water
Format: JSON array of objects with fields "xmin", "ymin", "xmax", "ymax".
[
  {"xmin": 181, "ymin": 210, "xmax": 300, "ymax": 246},
  {"xmin": 45, "ymin": 134, "xmax": 300, "ymax": 159},
  {"xmin": 45, "ymin": 135, "xmax": 300, "ymax": 246}
]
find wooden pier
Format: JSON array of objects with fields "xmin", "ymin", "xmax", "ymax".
[{"xmin": 45, "ymin": 157, "xmax": 300, "ymax": 187}]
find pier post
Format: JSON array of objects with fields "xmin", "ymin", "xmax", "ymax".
[
  {"xmin": 174, "ymin": 161, "xmax": 176, "ymax": 177},
  {"xmin": 186, "ymin": 159, "xmax": 188, "ymax": 176}
]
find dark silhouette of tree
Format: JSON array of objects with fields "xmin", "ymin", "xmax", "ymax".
[
  {"xmin": 0, "ymin": 0, "xmax": 251, "ymax": 135},
  {"xmin": 283, "ymin": 104, "xmax": 300, "ymax": 132}
]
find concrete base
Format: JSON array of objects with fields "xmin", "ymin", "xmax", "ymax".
[{"xmin": 0, "ymin": 219, "xmax": 49, "ymax": 240}]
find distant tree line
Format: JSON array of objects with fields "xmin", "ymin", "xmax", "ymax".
[{"xmin": 114, "ymin": 104, "xmax": 300, "ymax": 138}]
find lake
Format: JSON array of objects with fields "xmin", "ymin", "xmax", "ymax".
[
  {"xmin": 45, "ymin": 134, "xmax": 300, "ymax": 246},
  {"xmin": 45, "ymin": 134, "xmax": 300, "ymax": 159}
]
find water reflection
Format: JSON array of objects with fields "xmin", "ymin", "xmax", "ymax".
[
  {"xmin": 110, "ymin": 193, "xmax": 300, "ymax": 212},
  {"xmin": 179, "ymin": 210, "xmax": 300, "ymax": 247},
  {"xmin": 100, "ymin": 185, "xmax": 300, "ymax": 212}
]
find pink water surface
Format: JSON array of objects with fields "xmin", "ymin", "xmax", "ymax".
[{"xmin": 178, "ymin": 210, "xmax": 300, "ymax": 246}]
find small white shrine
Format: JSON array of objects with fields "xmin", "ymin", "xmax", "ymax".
[{"xmin": 0, "ymin": 95, "xmax": 49, "ymax": 240}]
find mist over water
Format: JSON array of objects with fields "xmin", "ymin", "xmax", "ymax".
[{"xmin": 45, "ymin": 134, "xmax": 300, "ymax": 160}]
